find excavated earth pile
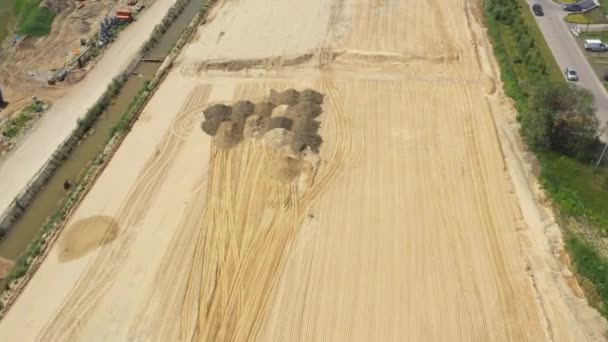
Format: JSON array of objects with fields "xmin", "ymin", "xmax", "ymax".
[{"xmin": 200, "ymin": 88, "xmax": 324, "ymax": 182}]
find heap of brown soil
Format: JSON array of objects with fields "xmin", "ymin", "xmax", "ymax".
[
  {"xmin": 298, "ymin": 89, "xmax": 324, "ymax": 104},
  {"xmin": 203, "ymin": 104, "xmax": 232, "ymax": 120},
  {"xmin": 215, "ymin": 120, "xmax": 243, "ymax": 149},
  {"xmin": 265, "ymin": 116, "xmax": 294, "ymax": 131},
  {"xmin": 201, "ymin": 116, "xmax": 229, "ymax": 136},
  {"xmin": 267, "ymin": 154, "xmax": 303, "ymax": 182},
  {"xmin": 292, "ymin": 133, "xmax": 323, "ymax": 153},
  {"xmin": 244, "ymin": 115, "xmax": 268, "ymax": 139},
  {"xmin": 231, "ymin": 100, "xmax": 255, "ymax": 120},
  {"xmin": 291, "ymin": 116, "xmax": 320, "ymax": 135},
  {"xmin": 254, "ymin": 101, "xmax": 276, "ymax": 118},
  {"xmin": 269, "ymin": 89, "xmax": 300, "ymax": 105},
  {"xmin": 263, "ymin": 128, "xmax": 295, "ymax": 150},
  {"xmin": 284, "ymin": 100, "xmax": 323, "ymax": 119}
]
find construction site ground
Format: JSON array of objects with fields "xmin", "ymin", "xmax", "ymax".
[
  {"xmin": 0, "ymin": 0, "xmax": 155, "ymax": 117},
  {"xmin": 0, "ymin": 0, "xmax": 175, "ymax": 227},
  {"xmin": 0, "ymin": 0, "xmax": 607, "ymax": 341}
]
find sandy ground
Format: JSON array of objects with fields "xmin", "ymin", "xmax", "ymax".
[
  {"xmin": 0, "ymin": 0, "xmax": 176, "ymax": 221},
  {"xmin": 0, "ymin": 0, "xmax": 607, "ymax": 341}
]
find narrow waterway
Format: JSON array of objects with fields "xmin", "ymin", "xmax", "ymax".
[{"xmin": 0, "ymin": 0, "xmax": 204, "ymax": 260}]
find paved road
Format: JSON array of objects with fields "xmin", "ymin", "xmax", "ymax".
[
  {"xmin": 530, "ymin": 0, "xmax": 608, "ymax": 125},
  {"xmin": 0, "ymin": 0, "xmax": 175, "ymax": 220}
]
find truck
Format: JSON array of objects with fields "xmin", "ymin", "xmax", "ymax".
[
  {"xmin": 584, "ymin": 39, "xmax": 608, "ymax": 52},
  {"xmin": 115, "ymin": 9, "xmax": 133, "ymax": 23}
]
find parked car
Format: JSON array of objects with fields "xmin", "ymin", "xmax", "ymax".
[
  {"xmin": 532, "ymin": 3, "xmax": 544, "ymax": 16},
  {"xmin": 584, "ymin": 39, "xmax": 608, "ymax": 51},
  {"xmin": 565, "ymin": 67, "xmax": 579, "ymax": 81},
  {"xmin": 562, "ymin": 4, "xmax": 582, "ymax": 12}
]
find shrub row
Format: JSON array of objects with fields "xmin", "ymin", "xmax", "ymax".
[{"xmin": 484, "ymin": 0, "xmax": 608, "ymax": 319}]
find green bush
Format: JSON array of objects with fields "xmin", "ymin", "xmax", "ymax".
[
  {"xmin": 566, "ymin": 236, "xmax": 608, "ymax": 316},
  {"xmin": 565, "ymin": 13, "xmax": 591, "ymax": 24}
]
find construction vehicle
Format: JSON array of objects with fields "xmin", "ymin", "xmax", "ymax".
[{"xmin": 115, "ymin": 9, "xmax": 133, "ymax": 23}]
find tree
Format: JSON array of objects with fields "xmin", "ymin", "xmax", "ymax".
[{"xmin": 522, "ymin": 83, "xmax": 600, "ymax": 159}]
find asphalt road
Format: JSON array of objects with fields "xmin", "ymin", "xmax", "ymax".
[{"xmin": 530, "ymin": 0, "xmax": 608, "ymax": 125}]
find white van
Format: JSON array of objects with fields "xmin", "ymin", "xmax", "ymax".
[{"xmin": 584, "ymin": 39, "xmax": 608, "ymax": 52}]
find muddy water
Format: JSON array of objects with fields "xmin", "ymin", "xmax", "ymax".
[{"xmin": 0, "ymin": 0, "xmax": 204, "ymax": 260}]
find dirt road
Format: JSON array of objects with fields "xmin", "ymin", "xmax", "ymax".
[{"xmin": 0, "ymin": 0, "xmax": 606, "ymax": 341}]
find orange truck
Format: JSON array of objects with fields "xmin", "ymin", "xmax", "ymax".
[{"xmin": 115, "ymin": 9, "xmax": 133, "ymax": 22}]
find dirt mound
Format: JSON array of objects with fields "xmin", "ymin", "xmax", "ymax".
[
  {"xmin": 201, "ymin": 116, "xmax": 229, "ymax": 136},
  {"xmin": 231, "ymin": 100, "xmax": 255, "ymax": 120},
  {"xmin": 254, "ymin": 101, "xmax": 276, "ymax": 118},
  {"xmin": 244, "ymin": 115, "xmax": 268, "ymax": 139},
  {"xmin": 298, "ymin": 89, "xmax": 324, "ymax": 104},
  {"xmin": 266, "ymin": 116, "xmax": 293, "ymax": 131},
  {"xmin": 481, "ymin": 73, "xmax": 496, "ymax": 95},
  {"xmin": 203, "ymin": 104, "xmax": 232, "ymax": 120},
  {"xmin": 269, "ymin": 89, "xmax": 300, "ymax": 105},
  {"xmin": 292, "ymin": 132, "xmax": 323, "ymax": 153},
  {"xmin": 292, "ymin": 116, "xmax": 320, "ymax": 135},
  {"xmin": 267, "ymin": 154, "xmax": 303, "ymax": 182},
  {"xmin": 263, "ymin": 128, "xmax": 295, "ymax": 150},
  {"xmin": 284, "ymin": 101, "xmax": 323, "ymax": 119},
  {"xmin": 271, "ymin": 105, "xmax": 289, "ymax": 118},
  {"xmin": 215, "ymin": 120, "xmax": 243, "ymax": 149}
]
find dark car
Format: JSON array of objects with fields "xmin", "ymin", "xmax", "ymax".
[
  {"xmin": 562, "ymin": 4, "xmax": 582, "ymax": 12},
  {"xmin": 532, "ymin": 3, "xmax": 544, "ymax": 16}
]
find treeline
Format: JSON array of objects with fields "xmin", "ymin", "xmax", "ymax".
[{"xmin": 484, "ymin": 0, "xmax": 608, "ymax": 318}]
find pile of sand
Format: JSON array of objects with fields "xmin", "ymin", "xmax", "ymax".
[
  {"xmin": 269, "ymin": 89, "xmax": 300, "ymax": 105},
  {"xmin": 284, "ymin": 101, "xmax": 323, "ymax": 119},
  {"xmin": 215, "ymin": 120, "xmax": 243, "ymax": 149},
  {"xmin": 200, "ymin": 88, "xmax": 325, "ymax": 158},
  {"xmin": 298, "ymin": 89, "xmax": 324, "ymax": 104},
  {"xmin": 244, "ymin": 115, "xmax": 268, "ymax": 139},
  {"xmin": 254, "ymin": 101, "xmax": 276, "ymax": 118},
  {"xmin": 267, "ymin": 154, "xmax": 303, "ymax": 182},
  {"xmin": 231, "ymin": 100, "xmax": 255, "ymax": 121},
  {"xmin": 201, "ymin": 116, "xmax": 229, "ymax": 136},
  {"xmin": 266, "ymin": 116, "xmax": 294, "ymax": 131},
  {"xmin": 203, "ymin": 104, "xmax": 232, "ymax": 120},
  {"xmin": 270, "ymin": 105, "xmax": 289, "ymax": 118},
  {"xmin": 263, "ymin": 128, "xmax": 295, "ymax": 150}
]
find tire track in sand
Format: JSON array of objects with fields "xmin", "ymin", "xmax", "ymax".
[{"xmin": 37, "ymin": 85, "xmax": 211, "ymax": 342}]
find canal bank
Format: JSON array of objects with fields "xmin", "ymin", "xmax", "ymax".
[{"xmin": 0, "ymin": 0, "xmax": 212, "ymax": 310}]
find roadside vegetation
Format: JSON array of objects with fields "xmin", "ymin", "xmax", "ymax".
[
  {"xmin": 1, "ymin": 101, "xmax": 44, "ymax": 139},
  {"xmin": 15, "ymin": 0, "xmax": 55, "ymax": 37},
  {"xmin": 486, "ymin": 0, "xmax": 608, "ymax": 317},
  {"xmin": 565, "ymin": 8, "xmax": 606, "ymax": 24}
]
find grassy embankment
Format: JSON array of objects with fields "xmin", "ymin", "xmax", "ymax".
[
  {"xmin": 15, "ymin": 0, "xmax": 55, "ymax": 37},
  {"xmin": 486, "ymin": 0, "xmax": 608, "ymax": 317},
  {"xmin": 1, "ymin": 102, "xmax": 44, "ymax": 139},
  {"xmin": 565, "ymin": 0, "xmax": 608, "ymax": 24}
]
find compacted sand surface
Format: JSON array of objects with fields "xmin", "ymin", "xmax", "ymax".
[{"xmin": 1, "ymin": 0, "xmax": 607, "ymax": 341}]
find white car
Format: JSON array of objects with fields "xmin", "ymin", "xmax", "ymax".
[{"xmin": 565, "ymin": 67, "xmax": 579, "ymax": 81}]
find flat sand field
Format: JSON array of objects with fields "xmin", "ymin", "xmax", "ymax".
[{"xmin": 0, "ymin": 0, "xmax": 607, "ymax": 341}]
